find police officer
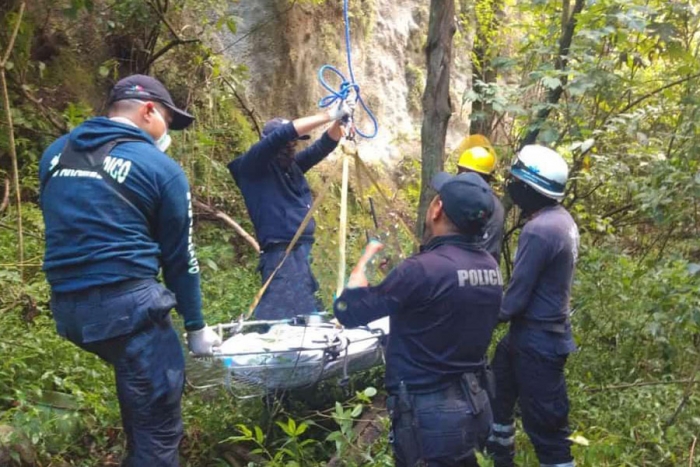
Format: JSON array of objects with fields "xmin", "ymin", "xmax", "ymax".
[
  {"xmin": 39, "ymin": 75, "xmax": 222, "ymax": 466},
  {"xmin": 334, "ymin": 172, "xmax": 503, "ymax": 467},
  {"xmin": 486, "ymin": 145, "xmax": 579, "ymax": 467},
  {"xmin": 456, "ymin": 145, "xmax": 505, "ymax": 263},
  {"xmin": 228, "ymin": 102, "xmax": 352, "ymax": 320}
]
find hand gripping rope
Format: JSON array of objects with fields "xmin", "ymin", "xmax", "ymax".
[{"xmin": 317, "ymin": 0, "xmax": 378, "ymax": 139}]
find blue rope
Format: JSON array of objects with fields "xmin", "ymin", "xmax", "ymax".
[{"xmin": 317, "ymin": 0, "xmax": 378, "ymax": 139}]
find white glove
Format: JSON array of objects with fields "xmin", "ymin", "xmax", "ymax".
[
  {"xmin": 186, "ymin": 325, "xmax": 222, "ymax": 356},
  {"xmin": 327, "ymin": 99, "xmax": 354, "ymax": 121}
]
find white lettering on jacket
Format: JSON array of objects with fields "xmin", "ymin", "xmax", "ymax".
[
  {"xmin": 186, "ymin": 191, "xmax": 200, "ymax": 274},
  {"xmin": 457, "ymin": 269, "xmax": 503, "ymax": 287},
  {"xmin": 102, "ymin": 156, "xmax": 132, "ymax": 184}
]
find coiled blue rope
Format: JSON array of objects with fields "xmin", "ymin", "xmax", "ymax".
[{"xmin": 317, "ymin": 0, "xmax": 378, "ymax": 139}]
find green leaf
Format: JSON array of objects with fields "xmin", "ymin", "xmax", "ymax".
[
  {"xmin": 491, "ymin": 56, "xmax": 517, "ymax": 70},
  {"xmin": 364, "ymin": 386, "xmax": 377, "ymax": 398},
  {"xmin": 542, "ymin": 76, "xmax": 562, "ymax": 90},
  {"xmin": 295, "ymin": 421, "xmax": 308, "ymax": 436},
  {"xmin": 99, "ymin": 66, "xmax": 110, "ymax": 78},
  {"xmin": 226, "ymin": 18, "xmax": 237, "ymax": 35},
  {"xmin": 540, "ymin": 128, "xmax": 559, "ymax": 144},
  {"xmin": 206, "ymin": 258, "xmax": 219, "ymax": 271},
  {"xmin": 326, "ymin": 431, "xmax": 343, "ymax": 442},
  {"xmin": 254, "ymin": 425, "xmax": 264, "ymax": 444},
  {"xmin": 351, "ymin": 403, "xmax": 363, "ymax": 418},
  {"xmin": 276, "ymin": 420, "xmax": 290, "ymax": 436},
  {"xmin": 335, "ymin": 401, "xmax": 344, "ymax": 418},
  {"xmin": 236, "ymin": 424, "xmax": 252, "ymax": 438}
]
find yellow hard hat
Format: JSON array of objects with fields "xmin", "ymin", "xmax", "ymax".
[{"xmin": 458, "ymin": 146, "xmax": 497, "ymax": 174}]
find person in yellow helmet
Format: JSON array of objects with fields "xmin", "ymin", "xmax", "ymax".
[{"xmin": 457, "ymin": 146, "xmax": 505, "ymax": 263}]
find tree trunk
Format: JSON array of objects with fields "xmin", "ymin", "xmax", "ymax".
[
  {"xmin": 519, "ymin": 0, "xmax": 585, "ymax": 148},
  {"xmin": 416, "ymin": 0, "xmax": 456, "ymax": 241},
  {"xmin": 469, "ymin": 0, "xmax": 504, "ymax": 137}
]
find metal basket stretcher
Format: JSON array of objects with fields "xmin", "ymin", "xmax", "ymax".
[{"xmin": 187, "ymin": 315, "xmax": 389, "ymax": 395}]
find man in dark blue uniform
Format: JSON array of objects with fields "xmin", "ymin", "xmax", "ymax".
[
  {"xmin": 334, "ymin": 172, "xmax": 503, "ymax": 467},
  {"xmin": 228, "ymin": 103, "xmax": 351, "ymax": 320},
  {"xmin": 39, "ymin": 75, "xmax": 221, "ymax": 466},
  {"xmin": 486, "ymin": 145, "xmax": 579, "ymax": 467},
  {"xmin": 456, "ymin": 145, "xmax": 505, "ymax": 263}
]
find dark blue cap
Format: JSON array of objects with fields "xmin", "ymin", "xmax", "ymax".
[
  {"xmin": 262, "ymin": 118, "xmax": 311, "ymax": 140},
  {"xmin": 108, "ymin": 74, "xmax": 194, "ymax": 130},
  {"xmin": 431, "ymin": 172, "xmax": 494, "ymax": 233}
]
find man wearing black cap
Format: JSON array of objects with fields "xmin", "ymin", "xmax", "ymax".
[
  {"xmin": 334, "ymin": 172, "xmax": 503, "ymax": 467},
  {"xmin": 39, "ymin": 74, "xmax": 221, "ymax": 466},
  {"xmin": 228, "ymin": 103, "xmax": 351, "ymax": 320}
]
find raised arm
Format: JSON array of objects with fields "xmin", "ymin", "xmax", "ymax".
[
  {"xmin": 295, "ymin": 121, "xmax": 343, "ymax": 173},
  {"xmin": 229, "ymin": 103, "xmax": 351, "ymax": 178},
  {"xmin": 228, "ymin": 122, "xmax": 300, "ymax": 177},
  {"xmin": 334, "ymin": 256, "xmax": 424, "ymax": 328}
]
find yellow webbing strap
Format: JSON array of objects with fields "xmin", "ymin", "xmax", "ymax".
[{"xmin": 241, "ymin": 156, "xmax": 343, "ymax": 322}]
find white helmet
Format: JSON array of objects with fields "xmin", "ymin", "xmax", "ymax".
[{"xmin": 510, "ymin": 145, "xmax": 569, "ymax": 200}]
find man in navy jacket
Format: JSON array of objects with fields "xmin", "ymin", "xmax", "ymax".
[
  {"xmin": 228, "ymin": 103, "xmax": 351, "ymax": 320},
  {"xmin": 486, "ymin": 145, "xmax": 579, "ymax": 467},
  {"xmin": 39, "ymin": 75, "xmax": 221, "ymax": 466},
  {"xmin": 334, "ymin": 172, "xmax": 503, "ymax": 466}
]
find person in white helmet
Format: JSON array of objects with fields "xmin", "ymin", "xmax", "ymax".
[{"xmin": 486, "ymin": 145, "xmax": 580, "ymax": 467}]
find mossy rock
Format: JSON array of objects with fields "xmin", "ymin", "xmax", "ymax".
[
  {"xmin": 0, "ymin": 424, "xmax": 37, "ymax": 466},
  {"xmin": 10, "ymin": 391, "xmax": 83, "ymax": 455}
]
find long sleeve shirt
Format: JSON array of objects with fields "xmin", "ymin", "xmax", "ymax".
[
  {"xmin": 334, "ymin": 235, "xmax": 502, "ymax": 392},
  {"xmin": 39, "ymin": 117, "xmax": 204, "ymax": 330},
  {"xmin": 228, "ymin": 122, "xmax": 339, "ymax": 248}
]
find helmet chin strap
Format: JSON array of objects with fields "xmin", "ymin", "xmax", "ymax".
[{"xmin": 507, "ymin": 178, "xmax": 556, "ymax": 216}]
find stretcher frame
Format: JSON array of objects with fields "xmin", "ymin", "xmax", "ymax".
[{"xmin": 188, "ymin": 318, "xmax": 387, "ymax": 396}]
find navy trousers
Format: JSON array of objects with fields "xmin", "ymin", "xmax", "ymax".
[
  {"xmin": 254, "ymin": 242, "xmax": 323, "ymax": 320},
  {"xmin": 50, "ymin": 279, "xmax": 184, "ymax": 467},
  {"xmin": 388, "ymin": 378, "xmax": 492, "ymax": 467},
  {"xmin": 487, "ymin": 332, "xmax": 574, "ymax": 467}
]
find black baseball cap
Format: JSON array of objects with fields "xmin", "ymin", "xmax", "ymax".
[
  {"xmin": 431, "ymin": 172, "xmax": 494, "ymax": 233},
  {"xmin": 108, "ymin": 74, "xmax": 194, "ymax": 130},
  {"xmin": 262, "ymin": 118, "xmax": 310, "ymax": 140}
]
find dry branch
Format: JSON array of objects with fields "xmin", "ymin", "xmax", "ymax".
[
  {"xmin": 585, "ymin": 378, "xmax": 700, "ymax": 393},
  {"xmin": 0, "ymin": 178, "xmax": 9, "ymax": 213},
  {"xmin": 192, "ymin": 199, "xmax": 260, "ymax": 253},
  {"xmin": 16, "ymin": 83, "xmax": 68, "ymax": 134},
  {"xmin": 141, "ymin": 38, "xmax": 200, "ymax": 73},
  {"xmin": 1, "ymin": 1, "xmax": 26, "ymax": 281},
  {"xmin": 222, "ymin": 76, "xmax": 262, "ymax": 138},
  {"xmin": 690, "ymin": 436, "xmax": 697, "ymax": 467},
  {"xmin": 139, "ymin": 0, "xmax": 200, "ymax": 73}
]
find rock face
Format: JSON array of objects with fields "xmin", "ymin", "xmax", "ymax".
[{"xmin": 215, "ymin": 0, "xmax": 471, "ymax": 167}]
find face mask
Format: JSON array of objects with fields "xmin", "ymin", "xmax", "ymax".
[
  {"xmin": 151, "ymin": 107, "xmax": 172, "ymax": 152},
  {"xmin": 130, "ymin": 100, "xmax": 171, "ymax": 152},
  {"xmin": 506, "ymin": 178, "xmax": 555, "ymax": 216}
]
